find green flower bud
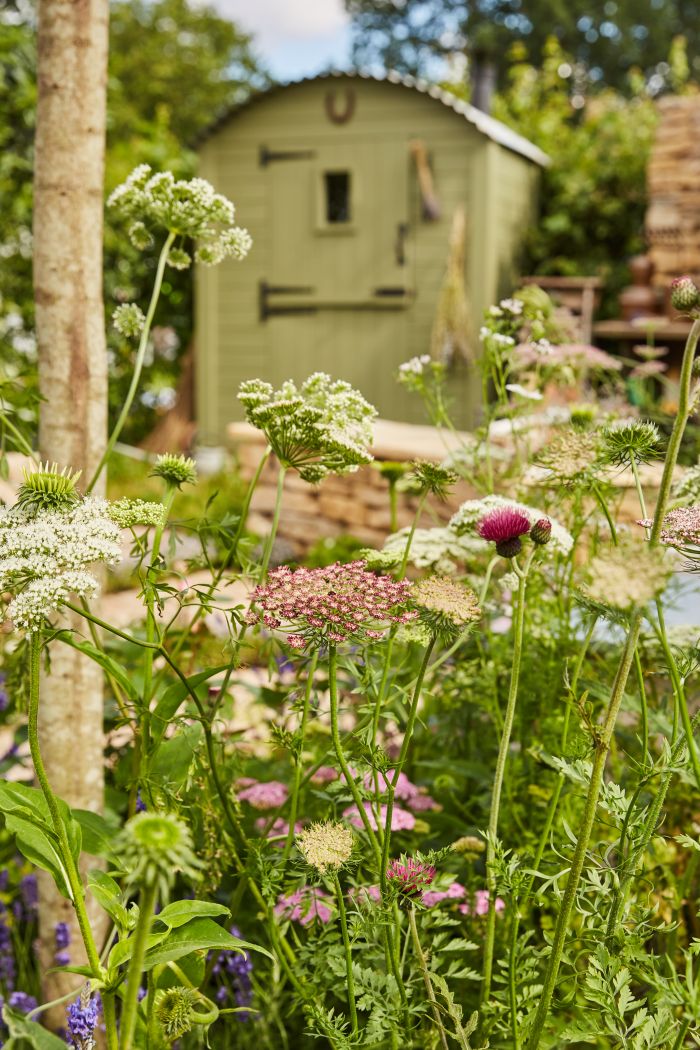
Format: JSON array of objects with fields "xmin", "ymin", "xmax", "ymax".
[
  {"xmin": 167, "ymin": 247, "xmax": 192, "ymax": 270},
  {"xmin": 670, "ymin": 275, "xmax": 699, "ymax": 312},
  {"xmin": 152, "ymin": 453, "xmax": 197, "ymax": 489},
  {"xmin": 116, "ymin": 812, "xmax": 202, "ymax": 898},
  {"xmin": 155, "ymin": 987, "xmax": 198, "ymax": 1040},
  {"xmin": 112, "ymin": 303, "xmax": 146, "ymax": 339},
  {"xmin": 15, "ymin": 463, "xmax": 82, "ymax": 515},
  {"xmin": 128, "ymin": 220, "xmax": 154, "ymax": 251},
  {"xmin": 530, "ymin": 518, "xmax": 552, "ymax": 546}
]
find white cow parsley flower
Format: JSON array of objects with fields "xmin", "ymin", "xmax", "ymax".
[
  {"xmin": 238, "ymin": 373, "xmax": 376, "ymax": 483},
  {"xmin": 0, "ymin": 498, "xmax": 122, "ymax": 631},
  {"xmin": 108, "ymin": 165, "xmax": 251, "ymax": 266}
]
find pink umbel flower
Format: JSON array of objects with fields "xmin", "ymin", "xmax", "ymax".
[
  {"xmin": 247, "ymin": 561, "xmax": 416, "ymax": 649},
  {"xmin": 310, "ymin": 766, "xmax": 338, "ymax": 785},
  {"xmin": 343, "ymin": 802, "xmax": 416, "ymax": 832},
  {"xmin": 639, "ymin": 507, "xmax": 700, "ymax": 548},
  {"xmin": 459, "ymin": 890, "xmax": 505, "ymax": 917},
  {"xmin": 238, "ymin": 780, "xmax": 288, "ymax": 810},
  {"xmin": 274, "ymin": 886, "xmax": 332, "ymax": 926},
  {"xmin": 422, "ymin": 881, "xmax": 467, "ymax": 908},
  {"xmin": 387, "ymin": 857, "xmax": 437, "ymax": 899},
  {"xmin": 478, "ymin": 507, "xmax": 531, "ymax": 559}
]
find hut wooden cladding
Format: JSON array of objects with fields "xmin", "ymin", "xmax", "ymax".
[{"xmin": 195, "ymin": 72, "xmax": 548, "ymax": 443}]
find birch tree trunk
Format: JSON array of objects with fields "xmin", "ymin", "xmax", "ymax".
[{"xmin": 33, "ymin": 0, "xmax": 109, "ymax": 1026}]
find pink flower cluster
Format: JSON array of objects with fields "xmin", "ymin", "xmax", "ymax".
[
  {"xmin": 237, "ymin": 779, "xmax": 289, "ymax": 810},
  {"xmin": 247, "ymin": 561, "xmax": 416, "ymax": 648},
  {"xmin": 274, "ymin": 886, "xmax": 332, "ymax": 926},
  {"xmin": 387, "ymin": 857, "xmax": 436, "ymax": 898},
  {"xmin": 459, "ymin": 890, "xmax": 505, "ymax": 917},
  {"xmin": 348, "ymin": 881, "xmax": 504, "ymax": 914},
  {"xmin": 343, "ymin": 802, "xmax": 416, "ymax": 832}
]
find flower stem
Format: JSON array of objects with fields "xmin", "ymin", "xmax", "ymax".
[
  {"xmin": 380, "ymin": 637, "xmax": 436, "ymax": 895},
  {"xmin": 282, "ymin": 652, "xmax": 319, "ymax": 865},
  {"xmin": 333, "ymin": 873, "xmax": 358, "ymax": 1035},
  {"xmin": 87, "ymin": 231, "xmax": 176, "ymax": 494},
  {"xmin": 408, "ymin": 905, "xmax": 449, "ymax": 1050},
  {"xmin": 259, "ymin": 463, "xmax": 286, "ymax": 583},
  {"xmin": 119, "ymin": 881, "xmax": 157, "ymax": 1050},
  {"xmin": 526, "ymin": 316, "xmax": 700, "ymax": 1050},
  {"xmin": 328, "ymin": 644, "xmax": 382, "ymax": 867},
  {"xmin": 481, "ymin": 551, "xmax": 533, "ymax": 1005},
  {"xmin": 27, "ymin": 633, "xmax": 118, "ymax": 1049}
]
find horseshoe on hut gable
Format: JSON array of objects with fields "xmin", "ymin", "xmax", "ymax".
[{"xmin": 325, "ymin": 88, "xmax": 356, "ymax": 125}]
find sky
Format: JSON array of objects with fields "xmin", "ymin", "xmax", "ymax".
[{"xmin": 212, "ymin": 0, "xmax": 353, "ymax": 81}]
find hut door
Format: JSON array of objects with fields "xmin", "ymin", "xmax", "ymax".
[
  {"xmin": 262, "ymin": 138, "xmax": 412, "ymax": 406},
  {"xmin": 263, "ymin": 139, "xmax": 412, "ymax": 314}
]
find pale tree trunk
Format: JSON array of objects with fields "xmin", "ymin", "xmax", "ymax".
[{"xmin": 33, "ymin": 0, "xmax": 109, "ymax": 1028}]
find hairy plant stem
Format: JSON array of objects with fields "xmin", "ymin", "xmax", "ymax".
[
  {"xmin": 379, "ymin": 637, "xmax": 436, "ymax": 895},
  {"xmin": 481, "ymin": 549, "xmax": 534, "ymax": 1006},
  {"xmin": 526, "ymin": 316, "xmax": 700, "ymax": 1050},
  {"xmin": 282, "ymin": 652, "xmax": 319, "ymax": 865},
  {"xmin": 139, "ymin": 485, "xmax": 176, "ymax": 799},
  {"xmin": 119, "ymin": 881, "xmax": 157, "ymax": 1050},
  {"xmin": 259, "ymin": 463, "xmax": 287, "ymax": 583},
  {"xmin": 333, "ymin": 873, "xmax": 358, "ymax": 1035},
  {"xmin": 408, "ymin": 905, "xmax": 449, "ymax": 1050},
  {"xmin": 28, "ymin": 633, "xmax": 118, "ymax": 1050},
  {"xmin": 87, "ymin": 231, "xmax": 176, "ymax": 493}
]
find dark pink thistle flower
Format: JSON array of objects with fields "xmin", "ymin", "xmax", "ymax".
[
  {"xmin": 387, "ymin": 857, "xmax": 437, "ymax": 899},
  {"xmin": 248, "ymin": 561, "xmax": 416, "ymax": 649},
  {"xmin": 478, "ymin": 506, "xmax": 531, "ymax": 559}
]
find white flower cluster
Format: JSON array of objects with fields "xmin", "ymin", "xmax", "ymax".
[
  {"xmin": 479, "ymin": 327, "xmax": 516, "ymax": 348},
  {"xmin": 450, "ymin": 495, "xmax": 574, "ymax": 555},
  {"xmin": 108, "ymin": 165, "xmax": 252, "ymax": 267},
  {"xmin": 238, "ymin": 373, "xmax": 376, "ymax": 483},
  {"xmin": 365, "ymin": 526, "xmax": 488, "ymax": 574},
  {"xmin": 398, "ymin": 354, "xmax": 432, "ymax": 376},
  {"xmin": 108, "ymin": 498, "xmax": 166, "ymax": 529},
  {"xmin": 113, "ymin": 303, "xmax": 146, "ymax": 338},
  {"xmin": 0, "ymin": 498, "xmax": 122, "ymax": 631}
]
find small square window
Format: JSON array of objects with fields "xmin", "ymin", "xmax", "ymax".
[{"xmin": 324, "ymin": 171, "xmax": 351, "ymax": 223}]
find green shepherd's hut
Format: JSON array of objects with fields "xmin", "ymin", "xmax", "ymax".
[{"xmin": 195, "ymin": 72, "xmax": 548, "ymax": 444}]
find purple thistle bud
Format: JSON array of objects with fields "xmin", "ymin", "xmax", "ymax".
[
  {"xmin": 387, "ymin": 857, "xmax": 437, "ymax": 900},
  {"xmin": 530, "ymin": 518, "xmax": 552, "ymax": 546},
  {"xmin": 670, "ymin": 275, "xmax": 699, "ymax": 312}
]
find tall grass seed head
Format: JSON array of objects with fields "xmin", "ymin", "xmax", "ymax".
[
  {"xmin": 601, "ymin": 419, "xmax": 662, "ymax": 466},
  {"xmin": 296, "ymin": 821, "xmax": 354, "ymax": 874},
  {"xmin": 152, "ymin": 453, "xmax": 197, "ymax": 489}
]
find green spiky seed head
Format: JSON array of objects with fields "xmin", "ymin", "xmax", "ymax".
[
  {"xmin": 156, "ymin": 987, "xmax": 198, "ymax": 1039},
  {"xmin": 569, "ymin": 403, "xmax": 598, "ymax": 429},
  {"xmin": 670, "ymin": 275, "xmax": 699, "ymax": 312},
  {"xmin": 601, "ymin": 420, "xmax": 662, "ymax": 466},
  {"xmin": 406, "ymin": 461, "xmax": 458, "ymax": 501},
  {"xmin": 152, "ymin": 453, "xmax": 197, "ymax": 489},
  {"xmin": 116, "ymin": 812, "xmax": 201, "ymax": 897},
  {"xmin": 15, "ymin": 463, "xmax": 82, "ymax": 515}
]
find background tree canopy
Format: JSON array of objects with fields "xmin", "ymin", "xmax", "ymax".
[
  {"xmin": 0, "ymin": 0, "xmax": 267, "ymax": 447},
  {"xmin": 345, "ymin": 0, "xmax": 700, "ymax": 91}
]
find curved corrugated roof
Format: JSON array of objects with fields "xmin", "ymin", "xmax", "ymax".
[{"xmin": 196, "ymin": 69, "xmax": 550, "ymax": 167}]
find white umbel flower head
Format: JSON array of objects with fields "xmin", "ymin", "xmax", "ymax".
[
  {"xmin": 296, "ymin": 821, "xmax": 354, "ymax": 874},
  {"xmin": 0, "ymin": 497, "xmax": 122, "ymax": 632}
]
